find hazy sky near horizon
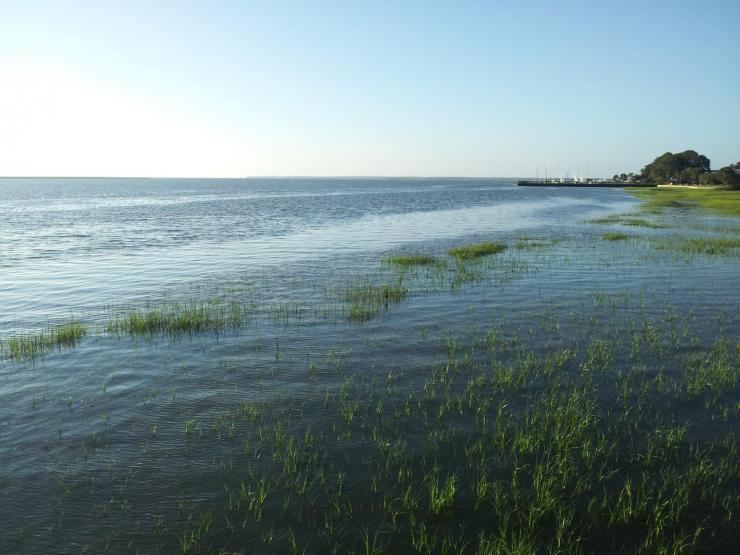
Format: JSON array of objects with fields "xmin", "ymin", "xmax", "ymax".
[{"xmin": 1, "ymin": 0, "xmax": 738, "ymax": 178}]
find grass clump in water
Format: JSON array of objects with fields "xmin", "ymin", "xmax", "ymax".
[
  {"xmin": 684, "ymin": 338, "xmax": 737, "ymax": 397},
  {"xmin": 344, "ymin": 281, "xmax": 407, "ymax": 323},
  {"xmin": 4, "ymin": 321, "xmax": 87, "ymax": 361},
  {"xmin": 107, "ymin": 300, "xmax": 249, "ymax": 336},
  {"xmin": 623, "ymin": 218, "xmax": 668, "ymax": 228},
  {"xmin": 448, "ymin": 241, "xmax": 507, "ymax": 260},
  {"xmin": 384, "ymin": 254, "xmax": 439, "ymax": 267},
  {"xmin": 603, "ymin": 232, "xmax": 630, "ymax": 241},
  {"xmin": 427, "ymin": 468, "xmax": 457, "ymax": 516},
  {"xmin": 346, "ymin": 304, "xmax": 378, "ymax": 323}
]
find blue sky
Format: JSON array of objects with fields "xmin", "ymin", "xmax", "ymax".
[{"xmin": 1, "ymin": 0, "xmax": 738, "ymax": 177}]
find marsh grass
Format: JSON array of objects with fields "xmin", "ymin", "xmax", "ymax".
[
  {"xmin": 163, "ymin": 309, "xmax": 738, "ymax": 554},
  {"xmin": 344, "ymin": 280, "xmax": 407, "ymax": 322},
  {"xmin": 107, "ymin": 299, "xmax": 251, "ymax": 336},
  {"xmin": 603, "ymin": 232, "xmax": 630, "ymax": 241},
  {"xmin": 588, "ymin": 214, "xmax": 668, "ymax": 228},
  {"xmin": 384, "ymin": 254, "xmax": 439, "ymax": 267},
  {"xmin": 622, "ymin": 218, "xmax": 668, "ymax": 228},
  {"xmin": 684, "ymin": 338, "xmax": 737, "ymax": 397},
  {"xmin": 514, "ymin": 237, "xmax": 561, "ymax": 249},
  {"xmin": 3, "ymin": 253, "xmax": 739, "ymax": 555},
  {"xmin": 448, "ymin": 241, "xmax": 507, "ymax": 260},
  {"xmin": 689, "ymin": 223, "xmax": 740, "ymax": 234},
  {"xmin": 3, "ymin": 211, "xmax": 739, "ymax": 553},
  {"xmin": 651, "ymin": 236, "xmax": 740, "ymax": 256},
  {"xmin": 450, "ymin": 265, "xmax": 484, "ymax": 290},
  {"xmin": 628, "ymin": 187, "xmax": 740, "ymax": 217},
  {"xmin": 3, "ymin": 321, "xmax": 86, "ymax": 361},
  {"xmin": 427, "ymin": 468, "xmax": 457, "ymax": 516}
]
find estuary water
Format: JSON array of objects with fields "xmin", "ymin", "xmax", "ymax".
[
  {"xmin": 1, "ymin": 178, "xmax": 738, "ymax": 554},
  {"xmin": 0, "ymin": 178, "xmax": 634, "ymax": 326}
]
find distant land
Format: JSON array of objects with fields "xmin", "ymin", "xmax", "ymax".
[{"xmin": 520, "ymin": 150, "xmax": 740, "ymax": 188}]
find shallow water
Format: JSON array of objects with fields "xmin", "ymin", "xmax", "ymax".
[
  {"xmin": 0, "ymin": 178, "xmax": 737, "ymax": 553},
  {"xmin": 0, "ymin": 178, "xmax": 637, "ymax": 324}
]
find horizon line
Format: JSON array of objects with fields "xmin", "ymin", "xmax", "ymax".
[{"xmin": 0, "ymin": 175, "xmax": 530, "ymax": 180}]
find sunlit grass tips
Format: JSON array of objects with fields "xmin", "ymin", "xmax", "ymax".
[{"xmin": 448, "ymin": 241, "xmax": 507, "ymax": 260}]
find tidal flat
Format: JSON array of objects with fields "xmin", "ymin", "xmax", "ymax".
[{"xmin": 0, "ymin": 179, "xmax": 738, "ymax": 554}]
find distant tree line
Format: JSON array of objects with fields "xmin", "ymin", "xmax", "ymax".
[{"xmin": 629, "ymin": 150, "xmax": 739, "ymax": 188}]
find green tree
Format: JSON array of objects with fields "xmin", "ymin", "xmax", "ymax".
[
  {"xmin": 714, "ymin": 166, "xmax": 740, "ymax": 189},
  {"xmin": 640, "ymin": 150, "xmax": 711, "ymax": 183},
  {"xmin": 679, "ymin": 167, "xmax": 702, "ymax": 184}
]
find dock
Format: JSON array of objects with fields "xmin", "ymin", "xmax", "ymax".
[{"xmin": 517, "ymin": 180, "xmax": 655, "ymax": 188}]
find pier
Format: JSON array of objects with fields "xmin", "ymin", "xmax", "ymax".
[{"xmin": 517, "ymin": 179, "xmax": 656, "ymax": 188}]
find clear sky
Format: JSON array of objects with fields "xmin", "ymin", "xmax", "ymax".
[{"xmin": 1, "ymin": 0, "xmax": 738, "ymax": 178}]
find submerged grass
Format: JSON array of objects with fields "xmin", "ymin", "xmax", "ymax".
[
  {"xmin": 3, "ymin": 321, "xmax": 87, "ymax": 361},
  {"xmin": 628, "ymin": 187, "xmax": 740, "ymax": 217},
  {"xmin": 689, "ymin": 223, "xmax": 740, "ymax": 234},
  {"xmin": 603, "ymin": 232, "xmax": 630, "ymax": 241},
  {"xmin": 588, "ymin": 213, "xmax": 669, "ymax": 228},
  {"xmin": 651, "ymin": 235, "xmax": 740, "ymax": 256},
  {"xmin": 448, "ymin": 241, "xmax": 507, "ymax": 260},
  {"xmin": 166, "ymin": 309, "xmax": 739, "ymax": 554},
  {"xmin": 514, "ymin": 237, "xmax": 561, "ymax": 249}
]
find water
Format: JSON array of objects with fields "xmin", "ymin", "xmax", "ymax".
[
  {"xmin": 0, "ymin": 178, "xmax": 636, "ymax": 324},
  {"xmin": 0, "ymin": 178, "xmax": 737, "ymax": 553}
]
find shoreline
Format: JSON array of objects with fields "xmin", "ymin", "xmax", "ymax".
[{"xmin": 656, "ymin": 183, "xmax": 726, "ymax": 189}]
